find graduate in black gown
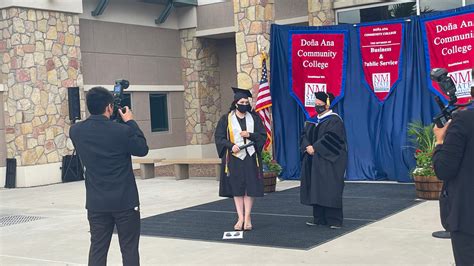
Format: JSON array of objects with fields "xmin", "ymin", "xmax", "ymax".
[
  {"xmin": 300, "ymin": 92, "xmax": 348, "ymax": 229},
  {"xmin": 214, "ymin": 87, "xmax": 267, "ymax": 231}
]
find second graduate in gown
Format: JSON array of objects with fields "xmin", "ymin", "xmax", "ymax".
[{"xmin": 214, "ymin": 87, "xmax": 267, "ymax": 231}]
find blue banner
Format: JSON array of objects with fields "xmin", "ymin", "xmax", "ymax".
[{"xmin": 269, "ymin": 6, "xmax": 474, "ymax": 181}]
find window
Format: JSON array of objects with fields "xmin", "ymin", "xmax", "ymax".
[
  {"xmin": 337, "ymin": 1, "xmax": 416, "ymax": 24},
  {"xmin": 121, "ymin": 93, "xmax": 131, "ymax": 109},
  {"xmin": 149, "ymin": 93, "xmax": 169, "ymax": 132},
  {"xmin": 336, "ymin": 0, "xmax": 468, "ymax": 24},
  {"xmin": 420, "ymin": 0, "xmax": 462, "ymax": 14}
]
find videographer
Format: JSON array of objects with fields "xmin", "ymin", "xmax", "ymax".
[
  {"xmin": 70, "ymin": 86, "xmax": 149, "ymax": 266},
  {"xmin": 432, "ymin": 87, "xmax": 474, "ymax": 266}
]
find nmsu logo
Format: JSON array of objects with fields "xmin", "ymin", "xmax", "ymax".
[
  {"xmin": 372, "ymin": 73, "xmax": 390, "ymax": 92},
  {"xmin": 448, "ymin": 69, "xmax": 472, "ymax": 98},
  {"xmin": 304, "ymin": 83, "xmax": 326, "ymax": 107}
]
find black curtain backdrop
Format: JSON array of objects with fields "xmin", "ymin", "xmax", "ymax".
[{"xmin": 270, "ymin": 5, "xmax": 473, "ymax": 181}]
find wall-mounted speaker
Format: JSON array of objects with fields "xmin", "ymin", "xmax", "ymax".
[
  {"xmin": 5, "ymin": 158, "xmax": 16, "ymax": 188},
  {"xmin": 68, "ymin": 87, "xmax": 81, "ymax": 123}
]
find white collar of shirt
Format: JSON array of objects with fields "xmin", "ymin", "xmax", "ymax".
[{"xmin": 317, "ymin": 110, "xmax": 334, "ymax": 119}]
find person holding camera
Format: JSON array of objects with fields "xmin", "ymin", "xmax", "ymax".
[
  {"xmin": 432, "ymin": 89, "xmax": 474, "ymax": 266},
  {"xmin": 214, "ymin": 87, "xmax": 267, "ymax": 231},
  {"xmin": 70, "ymin": 87, "xmax": 149, "ymax": 266}
]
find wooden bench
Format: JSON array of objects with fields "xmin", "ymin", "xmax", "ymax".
[
  {"xmin": 132, "ymin": 158, "xmax": 164, "ymax": 179},
  {"xmin": 162, "ymin": 158, "xmax": 221, "ymax": 181}
]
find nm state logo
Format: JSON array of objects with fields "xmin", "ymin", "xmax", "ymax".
[
  {"xmin": 449, "ymin": 69, "xmax": 472, "ymax": 98},
  {"xmin": 304, "ymin": 83, "xmax": 327, "ymax": 107},
  {"xmin": 372, "ymin": 73, "xmax": 390, "ymax": 92}
]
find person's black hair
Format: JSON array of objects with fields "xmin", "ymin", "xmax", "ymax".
[
  {"xmin": 86, "ymin": 86, "xmax": 114, "ymax": 115},
  {"xmin": 229, "ymin": 99, "xmax": 238, "ymax": 112}
]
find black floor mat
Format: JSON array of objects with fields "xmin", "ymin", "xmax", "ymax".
[{"xmin": 140, "ymin": 182, "xmax": 421, "ymax": 250}]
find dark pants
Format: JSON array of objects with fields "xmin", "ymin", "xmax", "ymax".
[
  {"xmin": 87, "ymin": 209, "xmax": 140, "ymax": 266},
  {"xmin": 451, "ymin": 231, "xmax": 474, "ymax": 266},
  {"xmin": 313, "ymin": 204, "xmax": 343, "ymax": 227}
]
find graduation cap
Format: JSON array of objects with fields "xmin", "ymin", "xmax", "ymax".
[
  {"xmin": 315, "ymin": 91, "xmax": 330, "ymax": 106},
  {"xmin": 232, "ymin": 87, "xmax": 252, "ymax": 100},
  {"xmin": 315, "ymin": 92, "xmax": 335, "ymax": 106}
]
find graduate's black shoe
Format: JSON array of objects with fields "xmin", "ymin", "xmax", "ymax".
[{"xmin": 329, "ymin": 225, "xmax": 342, "ymax": 229}]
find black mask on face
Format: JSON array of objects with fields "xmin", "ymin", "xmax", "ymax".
[
  {"xmin": 315, "ymin": 104, "xmax": 326, "ymax": 114},
  {"xmin": 236, "ymin": 104, "xmax": 251, "ymax": 113}
]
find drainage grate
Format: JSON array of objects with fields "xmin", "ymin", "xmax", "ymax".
[{"xmin": 0, "ymin": 215, "xmax": 45, "ymax": 227}]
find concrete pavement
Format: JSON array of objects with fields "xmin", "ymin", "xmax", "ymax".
[{"xmin": 0, "ymin": 177, "xmax": 453, "ymax": 265}]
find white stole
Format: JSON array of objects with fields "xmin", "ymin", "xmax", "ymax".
[{"xmin": 228, "ymin": 111, "xmax": 255, "ymax": 160}]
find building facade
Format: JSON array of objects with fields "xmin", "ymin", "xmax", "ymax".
[{"xmin": 1, "ymin": 0, "xmax": 472, "ymax": 187}]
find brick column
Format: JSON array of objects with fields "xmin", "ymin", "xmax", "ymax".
[
  {"xmin": 0, "ymin": 7, "xmax": 84, "ymax": 186},
  {"xmin": 180, "ymin": 28, "xmax": 221, "ymax": 145},
  {"xmin": 234, "ymin": 0, "xmax": 273, "ymax": 94},
  {"xmin": 308, "ymin": 0, "xmax": 335, "ymax": 26}
]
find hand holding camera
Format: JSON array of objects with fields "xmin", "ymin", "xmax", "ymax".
[
  {"xmin": 433, "ymin": 120, "xmax": 451, "ymax": 145},
  {"xmin": 118, "ymin": 106, "xmax": 133, "ymax": 123}
]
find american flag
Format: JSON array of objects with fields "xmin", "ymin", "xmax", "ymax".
[{"xmin": 255, "ymin": 56, "xmax": 272, "ymax": 150}]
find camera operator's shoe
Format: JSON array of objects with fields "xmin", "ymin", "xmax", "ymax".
[
  {"xmin": 305, "ymin": 221, "xmax": 317, "ymax": 226},
  {"xmin": 306, "ymin": 220, "xmax": 325, "ymax": 226}
]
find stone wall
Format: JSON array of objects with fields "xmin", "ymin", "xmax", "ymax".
[
  {"xmin": 234, "ymin": 0, "xmax": 273, "ymax": 94},
  {"xmin": 180, "ymin": 28, "xmax": 221, "ymax": 145},
  {"xmin": 0, "ymin": 7, "xmax": 84, "ymax": 166},
  {"xmin": 308, "ymin": 0, "xmax": 335, "ymax": 26}
]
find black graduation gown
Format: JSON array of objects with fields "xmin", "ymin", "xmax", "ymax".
[
  {"xmin": 300, "ymin": 114, "xmax": 348, "ymax": 208},
  {"xmin": 214, "ymin": 112, "xmax": 267, "ymax": 197}
]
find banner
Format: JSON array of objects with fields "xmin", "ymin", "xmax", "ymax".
[
  {"xmin": 359, "ymin": 22, "xmax": 404, "ymax": 103},
  {"xmin": 422, "ymin": 11, "xmax": 474, "ymax": 105},
  {"xmin": 289, "ymin": 31, "xmax": 348, "ymax": 118}
]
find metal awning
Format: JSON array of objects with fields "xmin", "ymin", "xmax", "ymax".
[{"xmin": 91, "ymin": 0, "xmax": 198, "ymax": 24}]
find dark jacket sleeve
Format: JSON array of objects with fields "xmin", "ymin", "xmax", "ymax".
[
  {"xmin": 125, "ymin": 120, "xmax": 149, "ymax": 157},
  {"xmin": 313, "ymin": 118, "xmax": 346, "ymax": 163},
  {"xmin": 300, "ymin": 122, "xmax": 312, "ymax": 153},
  {"xmin": 215, "ymin": 115, "xmax": 234, "ymax": 158},
  {"xmin": 248, "ymin": 113, "xmax": 267, "ymax": 153},
  {"xmin": 433, "ymin": 113, "xmax": 468, "ymax": 181}
]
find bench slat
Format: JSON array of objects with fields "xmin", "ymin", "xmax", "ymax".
[{"xmin": 133, "ymin": 158, "xmax": 164, "ymax": 164}]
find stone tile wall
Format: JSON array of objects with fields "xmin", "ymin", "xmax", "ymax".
[
  {"xmin": 233, "ymin": 0, "xmax": 273, "ymax": 94},
  {"xmin": 308, "ymin": 0, "xmax": 335, "ymax": 26},
  {"xmin": 0, "ymin": 7, "xmax": 84, "ymax": 166},
  {"xmin": 180, "ymin": 28, "xmax": 221, "ymax": 145}
]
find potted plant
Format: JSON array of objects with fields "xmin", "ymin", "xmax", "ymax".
[
  {"xmin": 407, "ymin": 121, "xmax": 443, "ymax": 200},
  {"xmin": 261, "ymin": 150, "xmax": 282, "ymax": 193}
]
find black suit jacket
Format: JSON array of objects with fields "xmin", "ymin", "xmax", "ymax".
[
  {"xmin": 433, "ymin": 108, "xmax": 474, "ymax": 234},
  {"xmin": 70, "ymin": 115, "xmax": 149, "ymax": 212}
]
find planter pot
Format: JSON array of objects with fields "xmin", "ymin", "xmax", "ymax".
[
  {"xmin": 413, "ymin": 175, "xmax": 443, "ymax": 200},
  {"xmin": 263, "ymin": 171, "xmax": 277, "ymax": 193}
]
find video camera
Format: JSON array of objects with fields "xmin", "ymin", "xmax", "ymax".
[
  {"xmin": 430, "ymin": 68, "xmax": 467, "ymax": 128},
  {"xmin": 111, "ymin": 79, "xmax": 129, "ymax": 122}
]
